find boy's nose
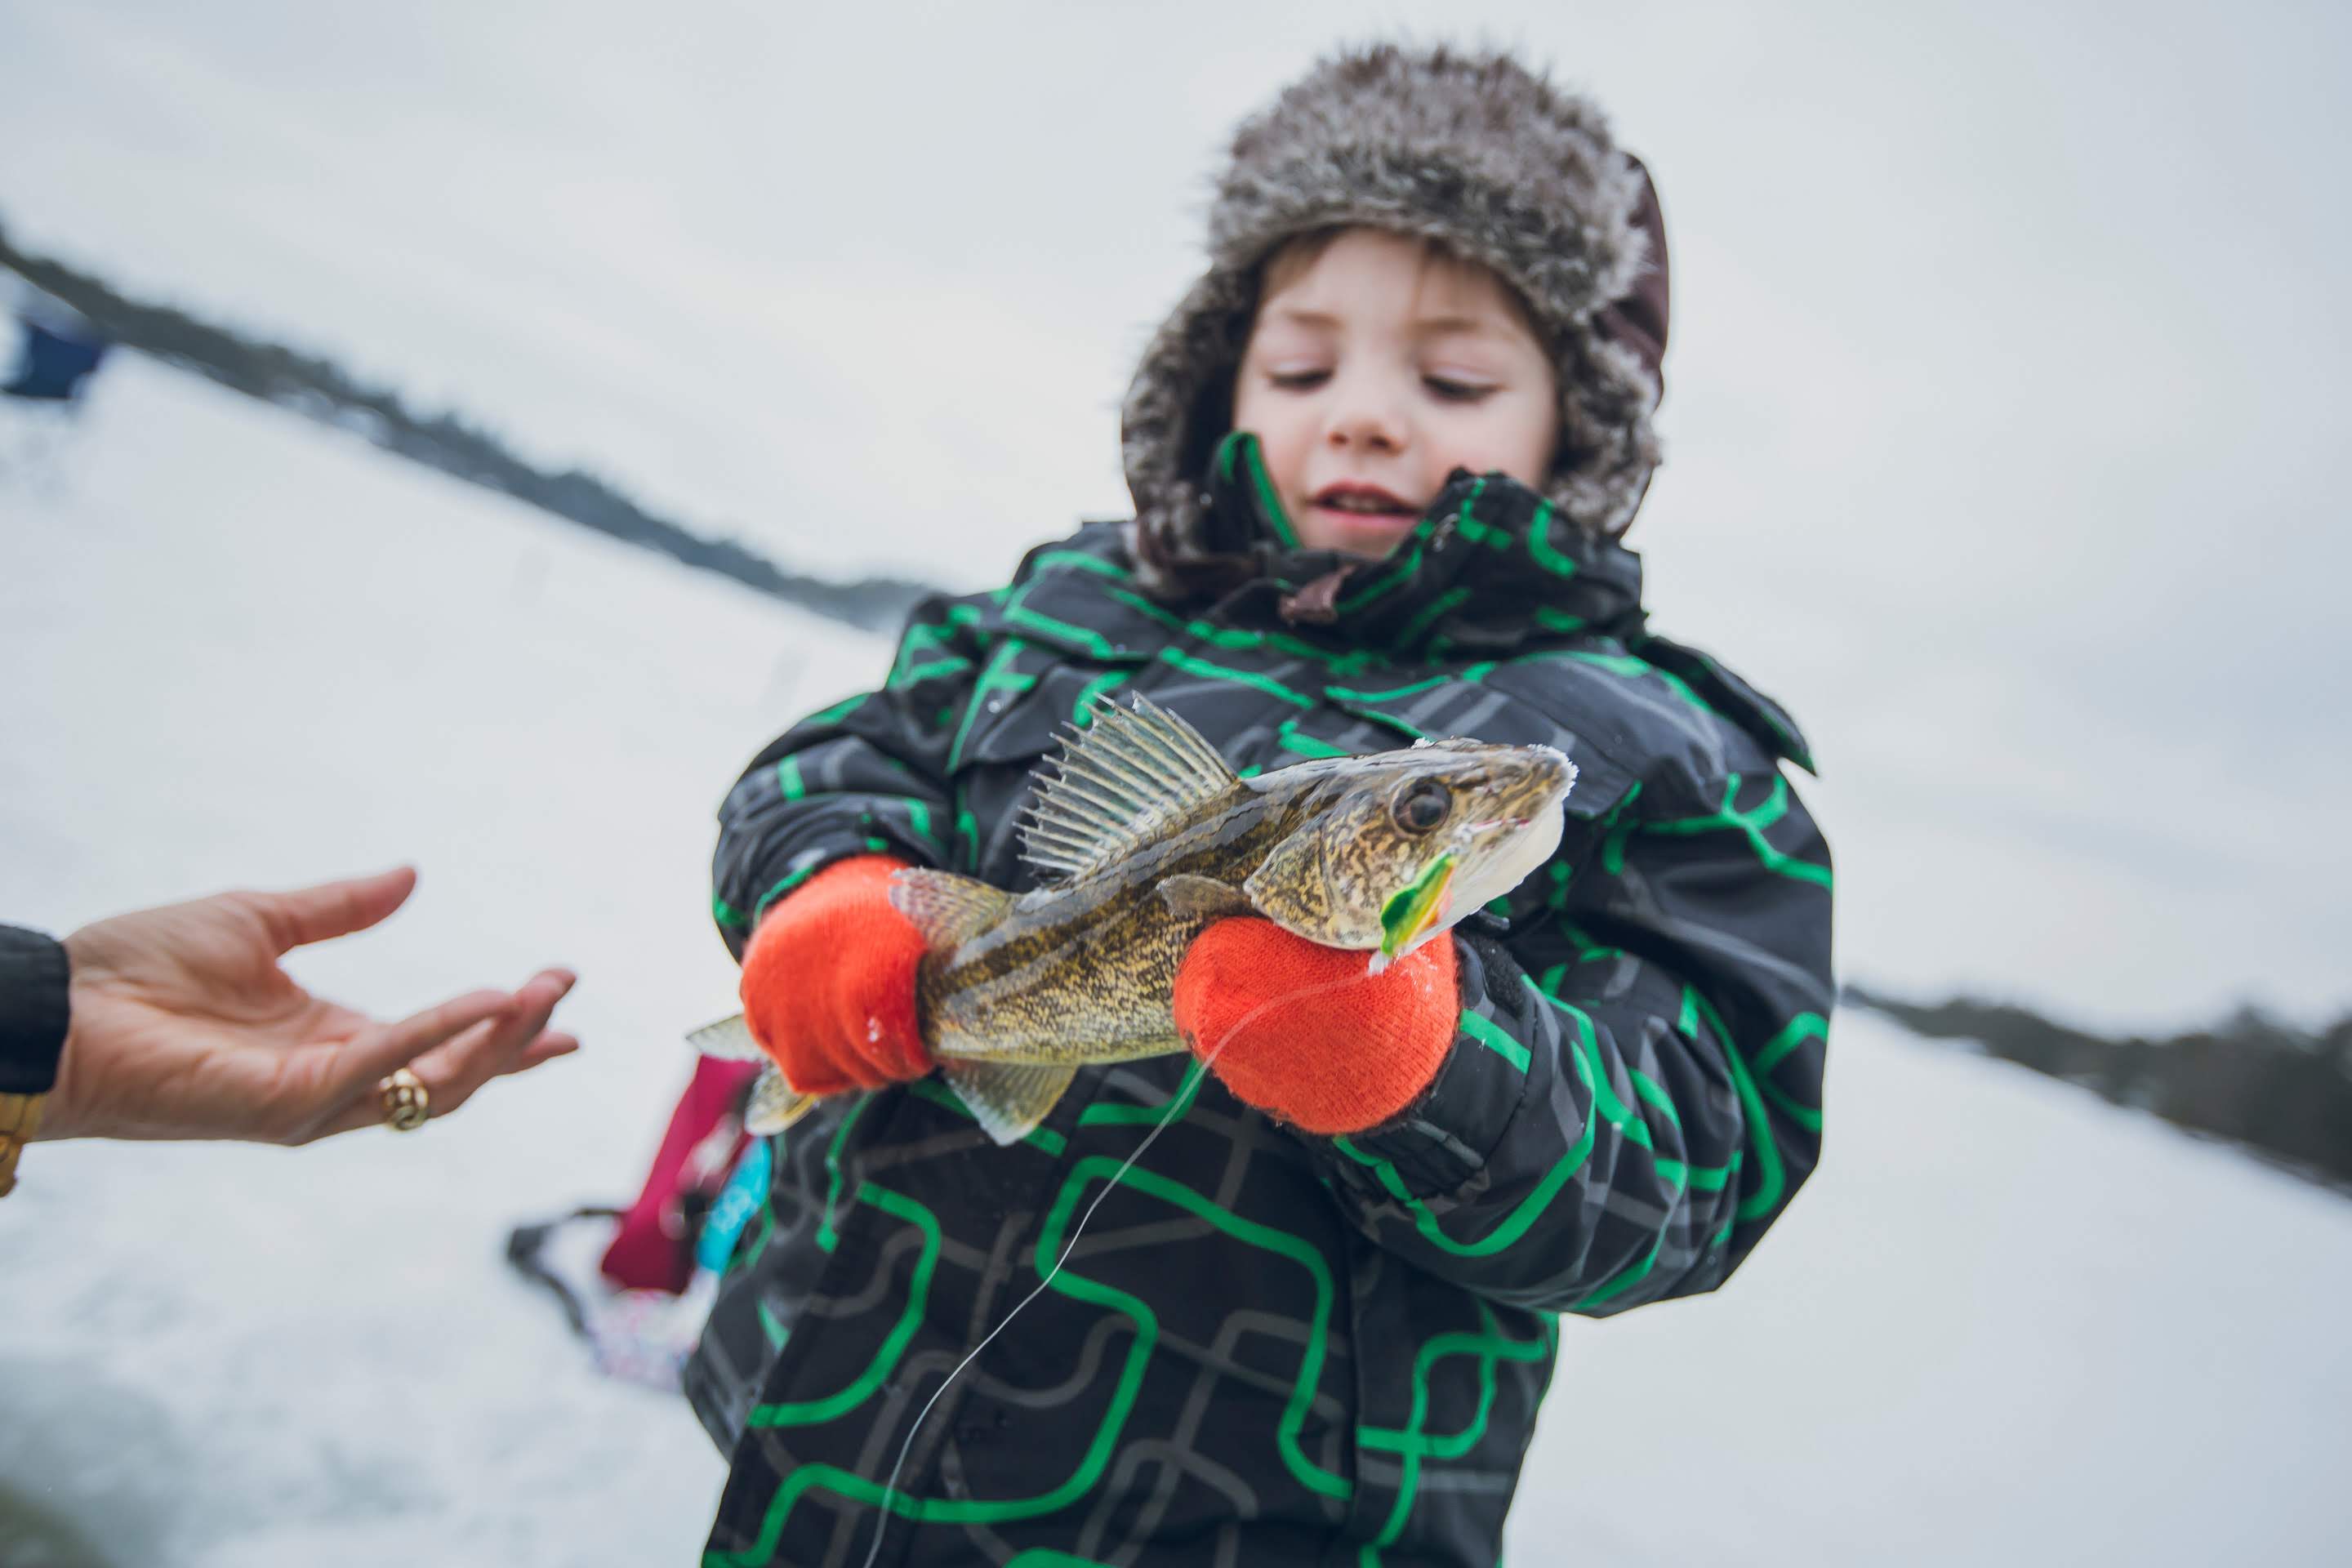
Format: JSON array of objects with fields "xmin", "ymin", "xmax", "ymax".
[
  {"xmin": 1324, "ymin": 381, "xmax": 1408, "ymax": 455},
  {"xmin": 1316, "ymin": 402, "xmax": 1401, "ymax": 456}
]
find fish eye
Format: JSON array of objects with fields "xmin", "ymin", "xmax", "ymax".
[{"xmin": 1392, "ymin": 779, "xmax": 1451, "ymax": 835}]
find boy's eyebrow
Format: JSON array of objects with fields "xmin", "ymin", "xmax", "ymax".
[
  {"xmin": 1263, "ymin": 305, "xmax": 1508, "ymax": 337},
  {"xmin": 1414, "ymin": 314, "xmax": 1504, "ymax": 338}
]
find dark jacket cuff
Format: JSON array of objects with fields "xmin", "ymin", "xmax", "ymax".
[
  {"xmin": 0, "ymin": 925, "xmax": 70, "ymax": 1094},
  {"xmin": 1314, "ymin": 932, "xmax": 1538, "ymax": 1199}
]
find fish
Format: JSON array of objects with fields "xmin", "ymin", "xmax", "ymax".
[{"xmin": 692, "ymin": 693, "xmax": 1574, "ymax": 1146}]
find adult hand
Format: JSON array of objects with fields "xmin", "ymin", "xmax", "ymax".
[{"xmin": 39, "ymin": 867, "xmax": 578, "ymax": 1144}]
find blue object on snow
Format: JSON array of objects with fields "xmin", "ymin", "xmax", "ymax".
[
  {"xmin": 4, "ymin": 316, "xmax": 110, "ymax": 403},
  {"xmin": 696, "ymin": 1136, "xmax": 773, "ymax": 1275}
]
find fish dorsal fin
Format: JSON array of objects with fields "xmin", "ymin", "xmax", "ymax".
[
  {"xmin": 889, "ymin": 868, "xmax": 1013, "ymax": 953},
  {"xmin": 1020, "ymin": 693, "xmax": 1238, "ymax": 881},
  {"xmin": 744, "ymin": 1063, "xmax": 822, "ymax": 1135}
]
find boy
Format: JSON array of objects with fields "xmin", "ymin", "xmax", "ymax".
[{"xmin": 691, "ymin": 42, "xmax": 1831, "ymax": 1568}]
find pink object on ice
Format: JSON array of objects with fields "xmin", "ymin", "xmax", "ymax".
[{"xmin": 599, "ymin": 1055, "xmax": 760, "ymax": 1294}]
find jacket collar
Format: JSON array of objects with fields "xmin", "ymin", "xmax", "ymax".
[{"xmin": 1195, "ymin": 432, "xmax": 1649, "ymax": 660}]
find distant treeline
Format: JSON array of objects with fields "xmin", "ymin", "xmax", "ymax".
[
  {"xmin": 1846, "ymin": 986, "xmax": 2352, "ymax": 1196},
  {"xmin": 0, "ymin": 220, "xmax": 936, "ymax": 632}
]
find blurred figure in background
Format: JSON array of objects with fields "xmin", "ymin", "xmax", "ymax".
[
  {"xmin": 1, "ymin": 292, "xmax": 109, "ymax": 405},
  {"xmin": 504, "ymin": 1052, "xmax": 765, "ymax": 1390},
  {"xmin": 0, "ymin": 275, "xmax": 110, "ymax": 489}
]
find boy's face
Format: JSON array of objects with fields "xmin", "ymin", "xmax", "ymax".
[{"xmin": 1232, "ymin": 228, "xmax": 1560, "ymax": 560}]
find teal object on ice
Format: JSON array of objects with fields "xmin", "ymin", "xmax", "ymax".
[{"xmin": 697, "ymin": 1137, "xmax": 772, "ymax": 1275}]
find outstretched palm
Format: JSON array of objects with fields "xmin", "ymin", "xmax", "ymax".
[{"xmin": 44, "ymin": 868, "xmax": 576, "ymax": 1144}]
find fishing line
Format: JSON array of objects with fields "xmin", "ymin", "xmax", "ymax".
[{"xmin": 854, "ymin": 966, "xmax": 1383, "ymax": 1568}]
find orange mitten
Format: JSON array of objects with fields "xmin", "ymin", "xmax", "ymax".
[
  {"xmin": 1171, "ymin": 918, "xmax": 1459, "ymax": 1135},
  {"xmin": 738, "ymin": 855, "xmax": 931, "ymax": 1094}
]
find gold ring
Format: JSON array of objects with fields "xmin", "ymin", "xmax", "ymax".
[{"xmin": 379, "ymin": 1067, "xmax": 430, "ymax": 1132}]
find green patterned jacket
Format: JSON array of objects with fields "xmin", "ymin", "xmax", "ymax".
[{"xmin": 690, "ymin": 453, "xmax": 1833, "ymax": 1567}]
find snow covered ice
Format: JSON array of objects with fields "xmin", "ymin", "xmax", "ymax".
[{"xmin": 4, "ymin": 360, "xmax": 2350, "ymax": 1566}]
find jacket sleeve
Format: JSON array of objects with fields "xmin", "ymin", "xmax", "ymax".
[
  {"xmin": 711, "ymin": 592, "xmax": 997, "ymax": 960},
  {"xmin": 1307, "ymin": 767, "xmax": 1833, "ymax": 1315},
  {"xmin": 0, "ymin": 925, "xmax": 72, "ymax": 1095}
]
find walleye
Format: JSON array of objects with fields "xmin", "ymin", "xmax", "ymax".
[{"xmin": 693, "ymin": 694, "xmax": 1573, "ymax": 1145}]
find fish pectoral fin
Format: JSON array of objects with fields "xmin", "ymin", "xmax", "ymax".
[
  {"xmin": 1156, "ymin": 874, "xmax": 1256, "ymax": 921},
  {"xmin": 938, "ymin": 1060, "xmax": 1078, "ymax": 1147},
  {"xmin": 745, "ymin": 1063, "xmax": 822, "ymax": 1136},
  {"xmin": 688, "ymin": 1012, "xmax": 767, "ymax": 1062},
  {"xmin": 1241, "ymin": 829, "xmax": 1332, "ymax": 936},
  {"xmin": 889, "ymin": 868, "xmax": 1014, "ymax": 953}
]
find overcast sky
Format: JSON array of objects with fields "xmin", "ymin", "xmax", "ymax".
[{"xmin": 4, "ymin": 0, "xmax": 2346, "ymax": 1025}]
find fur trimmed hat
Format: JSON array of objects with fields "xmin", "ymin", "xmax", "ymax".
[{"xmin": 1123, "ymin": 42, "xmax": 1670, "ymax": 598}]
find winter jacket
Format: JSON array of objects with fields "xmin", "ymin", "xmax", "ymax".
[{"xmin": 689, "ymin": 450, "xmax": 1833, "ymax": 1567}]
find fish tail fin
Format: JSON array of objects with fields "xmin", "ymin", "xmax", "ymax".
[
  {"xmin": 938, "ymin": 1060, "xmax": 1077, "ymax": 1146},
  {"xmin": 694, "ymin": 1014, "xmax": 826, "ymax": 1135},
  {"xmin": 744, "ymin": 1062, "xmax": 823, "ymax": 1136}
]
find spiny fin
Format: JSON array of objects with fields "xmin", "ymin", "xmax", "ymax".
[
  {"xmin": 938, "ymin": 1060, "xmax": 1078, "ymax": 1146},
  {"xmin": 1019, "ymin": 693, "xmax": 1238, "ymax": 882},
  {"xmin": 744, "ymin": 1063, "xmax": 822, "ymax": 1136},
  {"xmin": 688, "ymin": 1013, "xmax": 766, "ymax": 1062},
  {"xmin": 889, "ymin": 868, "xmax": 1013, "ymax": 953},
  {"xmin": 1158, "ymin": 873, "xmax": 1255, "ymax": 921}
]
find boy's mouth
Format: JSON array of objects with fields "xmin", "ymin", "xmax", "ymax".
[{"xmin": 1311, "ymin": 483, "xmax": 1419, "ymax": 518}]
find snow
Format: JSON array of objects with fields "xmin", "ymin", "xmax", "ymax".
[
  {"xmin": 1533, "ymin": 1015, "xmax": 2352, "ymax": 1567},
  {"xmin": 4, "ymin": 361, "xmax": 2347, "ymax": 1564}
]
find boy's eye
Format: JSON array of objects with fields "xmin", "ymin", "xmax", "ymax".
[
  {"xmin": 1268, "ymin": 369, "xmax": 1331, "ymax": 391},
  {"xmin": 1423, "ymin": 376, "xmax": 1496, "ymax": 403}
]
